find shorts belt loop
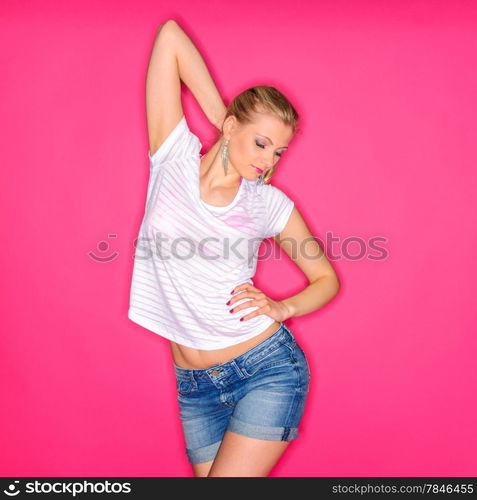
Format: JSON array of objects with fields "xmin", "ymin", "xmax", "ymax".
[
  {"xmin": 231, "ymin": 360, "xmax": 246, "ymax": 379},
  {"xmin": 282, "ymin": 322, "xmax": 295, "ymax": 343},
  {"xmin": 189, "ymin": 370, "xmax": 197, "ymax": 389}
]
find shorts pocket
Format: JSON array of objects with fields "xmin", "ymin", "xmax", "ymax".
[
  {"xmin": 241, "ymin": 342, "xmax": 294, "ymax": 377},
  {"xmin": 291, "ymin": 344, "xmax": 311, "ymax": 391},
  {"xmin": 176, "ymin": 377, "xmax": 194, "ymax": 396}
]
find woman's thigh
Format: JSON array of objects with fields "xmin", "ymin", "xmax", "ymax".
[
  {"xmin": 192, "ymin": 459, "xmax": 214, "ymax": 477},
  {"xmin": 207, "ymin": 431, "xmax": 290, "ymax": 477}
]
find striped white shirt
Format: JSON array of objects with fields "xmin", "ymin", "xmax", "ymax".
[{"xmin": 128, "ymin": 115, "xmax": 294, "ymax": 350}]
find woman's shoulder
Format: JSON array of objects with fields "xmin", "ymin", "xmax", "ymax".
[{"xmin": 149, "ymin": 114, "xmax": 203, "ymax": 166}]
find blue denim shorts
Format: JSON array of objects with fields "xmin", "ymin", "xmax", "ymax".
[{"xmin": 173, "ymin": 321, "xmax": 311, "ymax": 465}]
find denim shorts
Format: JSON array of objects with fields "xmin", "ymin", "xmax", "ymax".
[{"xmin": 173, "ymin": 321, "xmax": 311, "ymax": 465}]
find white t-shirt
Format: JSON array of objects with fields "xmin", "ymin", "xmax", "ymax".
[{"xmin": 127, "ymin": 115, "xmax": 294, "ymax": 350}]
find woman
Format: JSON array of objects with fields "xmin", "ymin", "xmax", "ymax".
[{"xmin": 128, "ymin": 19, "xmax": 340, "ymax": 477}]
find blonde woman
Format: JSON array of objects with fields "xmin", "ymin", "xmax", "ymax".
[{"xmin": 128, "ymin": 19, "xmax": 340, "ymax": 477}]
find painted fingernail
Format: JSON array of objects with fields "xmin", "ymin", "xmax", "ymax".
[
  {"xmin": 231, "ymin": 289, "xmax": 235, "ymax": 294},
  {"xmin": 229, "ymin": 309, "xmax": 233, "ymax": 314},
  {"xmin": 226, "ymin": 300, "xmax": 230, "ymax": 305},
  {"xmin": 240, "ymin": 317, "xmax": 244, "ymax": 321}
]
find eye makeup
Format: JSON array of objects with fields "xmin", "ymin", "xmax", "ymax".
[
  {"xmin": 256, "ymin": 134, "xmax": 288, "ymax": 149},
  {"xmin": 255, "ymin": 139, "xmax": 284, "ymax": 157}
]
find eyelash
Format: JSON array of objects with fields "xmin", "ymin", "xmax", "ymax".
[{"xmin": 256, "ymin": 140, "xmax": 283, "ymax": 157}]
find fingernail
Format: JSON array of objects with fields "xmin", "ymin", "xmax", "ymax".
[
  {"xmin": 226, "ymin": 300, "xmax": 230, "ymax": 305},
  {"xmin": 231, "ymin": 289, "xmax": 235, "ymax": 294},
  {"xmin": 240, "ymin": 317, "xmax": 244, "ymax": 321}
]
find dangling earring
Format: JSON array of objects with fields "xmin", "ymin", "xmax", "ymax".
[
  {"xmin": 257, "ymin": 173, "xmax": 265, "ymax": 185},
  {"xmin": 221, "ymin": 139, "xmax": 230, "ymax": 176}
]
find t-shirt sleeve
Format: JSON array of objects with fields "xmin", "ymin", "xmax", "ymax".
[
  {"xmin": 147, "ymin": 115, "xmax": 202, "ymax": 167},
  {"xmin": 262, "ymin": 184, "xmax": 295, "ymax": 238}
]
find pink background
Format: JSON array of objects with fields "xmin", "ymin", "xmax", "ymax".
[{"xmin": 1, "ymin": 0, "xmax": 476, "ymax": 477}]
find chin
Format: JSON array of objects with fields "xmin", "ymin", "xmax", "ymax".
[
  {"xmin": 242, "ymin": 173, "xmax": 258, "ymax": 182},
  {"xmin": 242, "ymin": 165, "xmax": 263, "ymax": 180}
]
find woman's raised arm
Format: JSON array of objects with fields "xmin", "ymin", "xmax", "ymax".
[
  {"xmin": 146, "ymin": 19, "xmax": 226, "ymax": 156},
  {"xmin": 146, "ymin": 20, "xmax": 226, "ymax": 157},
  {"xmin": 167, "ymin": 20, "xmax": 226, "ymax": 130},
  {"xmin": 146, "ymin": 20, "xmax": 184, "ymax": 157}
]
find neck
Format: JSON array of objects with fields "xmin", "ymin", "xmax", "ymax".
[{"xmin": 200, "ymin": 140, "xmax": 241, "ymax": 189}]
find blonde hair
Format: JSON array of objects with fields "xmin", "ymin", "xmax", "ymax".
[{"xmin": 218, "ymin": 86, "xmax": 300, "ymax": 184}]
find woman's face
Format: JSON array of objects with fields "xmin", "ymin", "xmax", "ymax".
[{"xmin": 225, "ymin": 112, "xmax": 294, "ymax": 181}]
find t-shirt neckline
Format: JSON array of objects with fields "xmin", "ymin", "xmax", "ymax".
[{"xmin": 197, "ymin": 153, "xmax": 246, "ymax": 212}]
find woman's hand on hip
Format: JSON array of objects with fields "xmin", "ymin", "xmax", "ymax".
[{"xmin": 227, "ymin": 282, "xmax": 293, "ymax": 322}]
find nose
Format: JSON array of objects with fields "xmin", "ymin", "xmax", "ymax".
[
  {"xmin": 259, "ymin": 157, "xmax": 274, "ymax": 171},
  {"xmin": 264, "ymin": 151, "xmax": 278, "ymax": 169}
]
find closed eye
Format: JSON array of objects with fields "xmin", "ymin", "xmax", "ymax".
[{"xmin": 256, "ymin": 140, "xmax": 283, "ymax": 158}]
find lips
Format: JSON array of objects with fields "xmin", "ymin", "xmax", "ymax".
[{"xmin": 251, "ymin": 165, "xmax": 263, "ymax": 174}]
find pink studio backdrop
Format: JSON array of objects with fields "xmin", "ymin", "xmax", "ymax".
[{"xmin": 1, "ymin": 1, "xmax": 476, "ymax": 477}]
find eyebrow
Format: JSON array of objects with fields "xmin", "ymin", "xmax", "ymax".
[{"xmin": 258, "ymin": 134, "xmax": 288, "ymax": 149}]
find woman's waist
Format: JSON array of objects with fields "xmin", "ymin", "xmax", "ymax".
[{"xmin": 169, "ymin": 320, "xmax": 282, "ymax": 370}]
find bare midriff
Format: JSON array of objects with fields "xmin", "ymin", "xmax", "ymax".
[{"xmin": 169, "ymin": 320, "xmax": 282, "ymax": 369}]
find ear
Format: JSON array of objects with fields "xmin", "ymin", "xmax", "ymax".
[{"xmin": 223, "ymin": 115, "xmax": 237, "ymax": 139}]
